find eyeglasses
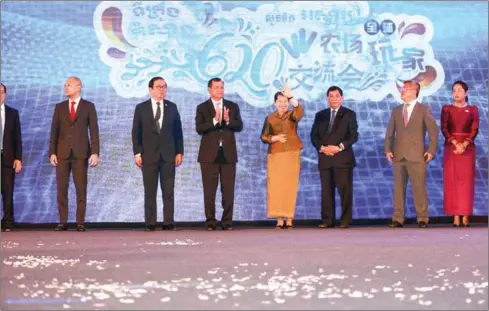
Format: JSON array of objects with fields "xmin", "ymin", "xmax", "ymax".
[{"xmin": 153, "ymin": 85, "xmax": 167, "ymax": 90}]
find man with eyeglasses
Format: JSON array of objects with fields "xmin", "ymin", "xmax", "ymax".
[
  {"xmin": 384, "ymin": 80, "xmax": 438, "ymax": 228},
  {"xmin": 132, "ymin": 77, "xmax": 184, "ymax": 231}
]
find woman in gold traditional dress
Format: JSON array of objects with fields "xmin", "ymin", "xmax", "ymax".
[{"xmin": 260, "ymin": 86, "xmax": 304, "ymax": 229}]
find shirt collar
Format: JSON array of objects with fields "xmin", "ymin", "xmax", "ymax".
[
  {"xmin": 211, "ymin": 98, "xmax": 223, "ymax": 106},
  {"xmin": 151, "ymin": 98, "xmax": 163, "ymax": 105},
  {"xmin": 0, "ymin": 104, "xmax": 4, "ymax": 111},
  {"xmin": 330, "ymin": 105, "xmax": 341, "ymax": 112},
  {"xmin": 405, "ymin": 99, "xmax": 417, "ymax": 106},
  {"xmin": 69, "ymin": 97, "xmax": 81, "ymax": 105}
]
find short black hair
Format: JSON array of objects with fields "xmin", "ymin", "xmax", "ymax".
[
  {"xmin": 274, "ymin": 91, "xmax": 286, "ymax": 102},
  {"xmin": 208, "ymin": 77, "xmax": 223, "ymax": 88},
  {"xmin": 0, "ymin": 83, "xmax": 6, "ymax": 94},
  {"xmin": 148, "ymin": 77, "xmax": 165, "ymax": 89},
  {"xmin": 326, "ymin": 86, "xmax": 343, "ymax": 96}
]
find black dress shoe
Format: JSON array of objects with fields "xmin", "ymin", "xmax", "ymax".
[
  {"xmin": 145, "ymin": 225, "xmax": 155, "ymax": 232},
  {"xmin": 54, "ymin": 224, "xmax": 68, "ymax": 231},
  {"xmin": 76, "ymin": 224, "xmax": 86, "ymax": 232},
  {"xmin": 389, "ymin": 221, "xmax": 403, "ymax": 228},
  {"xmin": 3, "ymin": 227, "xmax": 12, "ymax": 232},
  {"xmin": 340, "ymin": 224, "xmax": 350, "ymax": 229},
  {"xmin": 318, "ymin": 224, "xmax": 335, "ymax": 228},
  {"xmin": 162, "ymin": 224, "xmax": 175, "ymax": 231},
  {"xmin": 453, "ymin": 224, "xmax": 461, "ymax": 227},
  {"xmin": 206, "ymin": 225, "xmax": 216, "ymax": 231},
  {"xmin": 417, "ymin": 221, "xmax": 428, "ymax": 228}
]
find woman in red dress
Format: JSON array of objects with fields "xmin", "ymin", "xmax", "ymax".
[{"xmin": 441, "ymin": 81, "xmax": 480, "ymax": 227}]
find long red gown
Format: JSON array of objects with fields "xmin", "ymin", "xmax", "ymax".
[{"xmin": 441, "ymin": 104, "xmax": 480, "ymax": 216}]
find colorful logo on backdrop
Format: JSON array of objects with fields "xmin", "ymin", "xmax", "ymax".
[{"xmin": 93, "ymin": 1, "xmax": 445, "ymax": 106}]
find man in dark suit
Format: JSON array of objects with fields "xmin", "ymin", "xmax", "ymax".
[
  {"xmin": 195, "ymin": 78, "xmax": 243, "ymax": 231},
  {"xmin": 132, "ymin": 77, "xmax": 184, "ymax": 231},
  {"xmin": 384, "ymin": 80, "xmax": 438, "ymax": 228},
  {"xmin": 1, "ymin": 83, "xmax": 23, "ymax": 232},
  {"xmin": 310, "ymin": 86, "xmax": 358, "ymax": 228},
  {"xmin": 49, "ymin": 77, "xmax": 100, "ymax": 232}
]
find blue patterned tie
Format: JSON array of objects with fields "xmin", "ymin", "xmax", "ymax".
[{"xmin": 328, "ymin": 109, "xmax": 336, "ymax": 133}]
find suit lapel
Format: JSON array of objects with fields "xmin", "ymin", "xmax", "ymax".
[
  {"xmin": 207, "ymin": 99, "xmax": 216, "ymax": 118},
  {"xmin": 74, "ymin": 99, "xmax": 83, "ymax": 122},
  {"xmin": 61, "ymin": 100, "xmax": 71, "ymax": 123},
  {"xmin": 4, "ymin": 106, "xmax": 13, "ymax": 134},
  {"xmin": 324, "ymin": 109, "xmax": 331, "ymax": 133},
  {"xmin": 145, "ymin": 100, "xmax": 159, "ymax": 134},
  {"xmin": 161, "ymin": 100, "xmax": 170, "ymax": 133},
  {"xmin": 406, "ymin": 102, "xmax": 421, "ymax": 128}
]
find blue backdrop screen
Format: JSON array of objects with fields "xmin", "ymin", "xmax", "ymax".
[{"xmin": 1, "ymin": 1, "xmax": 487, "ymax": 223}]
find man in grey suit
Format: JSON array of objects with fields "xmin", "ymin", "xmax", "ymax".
[{"xmin": 384, "ymin": 80, "xmax": 438, "ymax": 228}]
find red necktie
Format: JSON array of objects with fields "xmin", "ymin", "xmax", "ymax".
[{"xmin": 70, "ymin": 101, "xmax": 76, "ymax": 121}]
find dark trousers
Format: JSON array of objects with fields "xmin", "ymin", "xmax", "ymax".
[
  {"xmin": 56, "ymin": 152, "xmax": 88, "ymax": 225},
  {"xmin": 142, "ymin": 157, "xmax": 175, "ymax": 226},
  {"xmin": 1, "ymin": 154, "xmax": 15, "ymax": 227},
  {"xmin": 320, "ymin": 167, "xmax": 353, "ymax": 226},
  {"xmin": 200, "ymin": 147, "xmax": 236, "ymax": 226}
]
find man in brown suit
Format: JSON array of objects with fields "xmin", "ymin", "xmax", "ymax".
[
  {"xmin": 49, "ymin": 77, "xmax": 100, "ymax": 231},
  {"xmin": 384, "ymin": 80, "xmax": 438, "ymax": 228},
  {"xmin": 195, "ymin": 78, "xmax": 243, "ymax": 231}
]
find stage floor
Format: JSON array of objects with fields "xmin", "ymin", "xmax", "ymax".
[{"xmin": 1, "ymin": 225, "xmax": 488, "ymax": 310}]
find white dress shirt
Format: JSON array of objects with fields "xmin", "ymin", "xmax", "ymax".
[
  {"xmin": 151, "ymin": 98, "xmax": 163, "ymax": 129},
  {"xmin": 211, "ymin": 98, "xmax": 223, "ymax": 126},
  {"xmin": 68, "ymin": 96, "xmax": 81, "ymax": 113}
]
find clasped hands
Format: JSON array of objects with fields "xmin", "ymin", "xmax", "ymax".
[
  {"xmin": 320, "ymin": 145, "xmax": 341, "ymax": 156},
  {"xmin": 452, "ymin": 141, "xmax": 468, "ymax": 155},
  {"xmin": 215, "ymin": 107, "xmax": 230, "ymax": 123}
]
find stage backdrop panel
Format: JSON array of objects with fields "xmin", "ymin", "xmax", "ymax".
[{"xmin": 1, "ymin": 1, "xmax": 487, "ymax": 223}]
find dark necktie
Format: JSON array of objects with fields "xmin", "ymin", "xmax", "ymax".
[
  {"xmin": 155, "ymin": 102, "xmax": 161, "ymax": 132},
  {"xmin": 70, "ymin": 101, "xmax": 76, "ymax": 122},
  {"xmin": 328, "ymin": 109, "xmax": 336, "ymax": 133}
]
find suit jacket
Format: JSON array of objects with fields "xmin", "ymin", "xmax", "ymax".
[
  {"xmin": 2, "ymin": 105, "xmax": 23, "ymax": 166},
  {"xmin": 384, "ymin": 102, "xmax": 438, "ymax": 163},
  {"xmin": 310, "ymin": 106, "xmax": 358, "ymax": 170},
  {"xmin": 195, "ymin": 99, "xmax": 243, "ymax": 163},
  {"xmin": 132, "ymin": 99, "xmax": 184, "ymax": 164},
  {"xmin": 49, "ymin": 99, "xmax": 99, "ymax": 160}
]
